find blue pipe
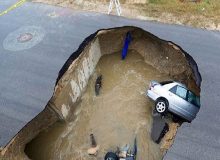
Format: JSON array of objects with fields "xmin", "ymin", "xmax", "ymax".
[{"xmin": 121, "ymin": 32, "xmax": 132, "ymax": 60}]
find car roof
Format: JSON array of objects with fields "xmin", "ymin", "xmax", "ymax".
[
  {"xmin": 173, "ymin": 81, "xmax": 187, "ymax": 88},
  {"xmin": 160, "ymin": 80, "xmax": 186, "ymax": 88},
  {"xmin": 160, "ymin": 81, "xmax": 187, "ymax": 90}
]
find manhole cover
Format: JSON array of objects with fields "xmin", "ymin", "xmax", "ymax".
[
  {"xmin": 17, "ymin": 33, "xmax": 33, "ymax": 43},
  {"xmin": 3, "ymin": 26, "xmax": 45, "ymax": 51}
]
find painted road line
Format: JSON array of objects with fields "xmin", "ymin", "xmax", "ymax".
[{"xmin": 0, "ymin": 0, "xmax": 26, "ymax": 16}]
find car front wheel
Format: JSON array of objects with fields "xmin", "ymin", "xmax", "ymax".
[{"xmin": 155, "ymin": 99, "xmax": 168, "ymax": 114}]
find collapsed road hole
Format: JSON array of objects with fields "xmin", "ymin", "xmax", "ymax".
[
  {"xmin": 1, "ymin": 26, "xmax": 201, "ymax": 160},
  {"xmin": 25, "ymin": 51, "xmax": 172, "ymax": 160}
]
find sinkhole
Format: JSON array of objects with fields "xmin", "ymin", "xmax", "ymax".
[{"xmin": 1, "ymin": 26, "xmax": 201, "ymax": 160}]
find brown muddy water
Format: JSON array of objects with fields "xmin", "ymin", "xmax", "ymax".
[{"xmin": 25, "ymin": 50, "xmax": 170, "ymax": 160}]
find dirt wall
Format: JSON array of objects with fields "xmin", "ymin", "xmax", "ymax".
[
  {"xmin": 97, "ymin": 27, "xmax": 201, "ymax": 94},
  {"xmin": 51, "ymin": 37, "xmax": 102, "ymax": 121}
]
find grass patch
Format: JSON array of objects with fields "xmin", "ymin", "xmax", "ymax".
[
  {"xmin": 148, "ymin": 0, "xmax": 165, "ymax": 4},
  {"xmin": 147, "ymin": 0, "xmax": 220, "ymax": 17}
]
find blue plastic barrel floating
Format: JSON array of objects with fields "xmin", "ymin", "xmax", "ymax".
[{"xmin": 121, "ymin": 32, "xmax": 132, "ymax": 60}]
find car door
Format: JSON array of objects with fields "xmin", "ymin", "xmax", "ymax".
[{"xmin": 168, "ymin": 85, "xmax": 192, "ymax": 117}]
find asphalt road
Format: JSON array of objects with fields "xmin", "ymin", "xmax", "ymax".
[{"xmin": 0, "ymin": 0, "xmax": 220, "ymax": 159}]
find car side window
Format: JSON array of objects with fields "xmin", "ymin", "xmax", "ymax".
[
  {"xmin": 169, "ymin": 85, "xmax": 187, "ymax": 99},
  {"xmin": 169, "ymin": 85, "xmax": 177, "ymax": 94},
  {"xmin": 176, "ymin": 86, "xmax": 187, "ymax": 99}
]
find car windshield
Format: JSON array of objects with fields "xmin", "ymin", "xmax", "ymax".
[{"xmin": 187, "ymin": 91, "xmax": 200, "ymax": 108}]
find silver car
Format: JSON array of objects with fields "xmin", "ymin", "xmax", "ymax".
[{"xmin": 147, "ymin": 81, "xmax": 200, "ymax": 122}]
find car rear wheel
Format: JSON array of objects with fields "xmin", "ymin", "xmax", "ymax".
[{"xmin": 155, "ymin": 99, "xmax": 168, "ymax": 114}]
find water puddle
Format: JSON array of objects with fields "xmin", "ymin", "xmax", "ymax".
[{"xmin": 25, "ymin": 50, "xmax": 172, "ymax": 160}]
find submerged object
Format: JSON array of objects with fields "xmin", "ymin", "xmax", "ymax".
[
  {"xmin": 126, "ymin": 138, "xmax": 137, "ymax": 160},
  {"xmin": 95, "ymin": 75, "xmax": 102, "ymax": 96},
  {"xmin": 105, "ymin": 152, "xmax": 119, "ymax": 160},
  {"xmin": 87, "ymin": 145, "xmax": 99, "ymax": 156},
  {"xmin": 132, "ymin": 137, "xmax": 137, "ymax": 160},
  {"xmin": 87, "ymin": 134, "xmax": 99, "ymax": 155},
  {"xmin": 121, "ymin": 32, "xmax": 132, "ymax": 60},
  {"xmin": 107, "ymin": 138, "xmax": 137, "ymax": 160},
  {"xmin": 90, "ymin": 134, "xmax": 97, "ymax": 147},
  {"xmin": 119, "ymin": 144, "xmax": 129, "ymax": 158}
]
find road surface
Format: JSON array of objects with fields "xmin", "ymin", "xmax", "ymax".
[{"xmin": 0, "ymin": 0, "xmax": 220, "ymax": 159}]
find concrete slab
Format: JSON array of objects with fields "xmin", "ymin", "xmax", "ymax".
[{"xmin": 151, "ymin": 115, "xmax": 168, "ymax": 144}]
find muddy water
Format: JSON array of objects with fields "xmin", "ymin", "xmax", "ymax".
[{"xmin": 25, "ymin": 50, "xmax": 170, "ymax": 160}]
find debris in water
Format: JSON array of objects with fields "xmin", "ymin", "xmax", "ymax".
[
  {"xmin": 87, "ymin": 146, "xmax": 99, "ymax": 156},
  {"xmin": 107, "ymin": 138, "xmax": 137, "ymax": 160},
  {"xmin": 87, "ymin": 134, "xmax": 99, "ymax": 156},
  {"xmin": 90, "ymin": 134, "xmax": 97, "ymax": 147},
  {"xmin": 132, "ymin": 137, "xmax": 137, "ymax": 159},
  {"xmin": 118, "ymin": 144, "xmax": 129, "ymax": 158},
  {"xmin": 105, "ymin": 152, "xmax": 118, "ymax": 160},
  {"xmin": 95, "ymin": 75, "xmax": 102, "ymax": 96}
]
